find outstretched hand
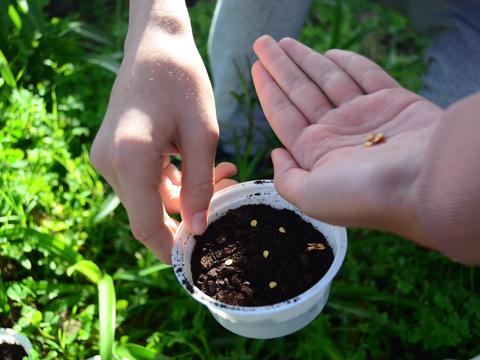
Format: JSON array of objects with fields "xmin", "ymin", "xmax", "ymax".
[{"xmin": 252, "ymin": 36, "xmax": 444, "ymax": 246}]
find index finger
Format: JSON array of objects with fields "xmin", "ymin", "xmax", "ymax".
[
  {"xmin": 278, "ymin": 37, "xmax": 364, "ymax": 107},
  {"xmin": 253, "ymin": 35, "xmax": 333, "ymax": 122},
  {"xmin": 252, "ymin": 60, "xmax": 308, "ymax": 151}
]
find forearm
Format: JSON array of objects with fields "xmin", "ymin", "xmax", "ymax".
[
  {"xmin": 130, "ymin": 0, "xmax": 189, "ymax": 26},
  {"xmin": 125, "ymin": 0, "xmax": 192, "ymax": 56},
  {"xmin": 416, "ymin": 92, "xmax": 480, "ymax": 265},
  {"xmin": 114, "ymin": 0, "xmax": 201, "ymax": 97}
]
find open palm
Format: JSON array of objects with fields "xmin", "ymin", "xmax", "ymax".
[{"xmin": 252, "ymin": 36, "xmax": 444, "ymax": 243}]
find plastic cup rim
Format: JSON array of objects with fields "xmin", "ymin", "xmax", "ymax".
[
  {"xmin": 0, "ymin": 328, "xmax": 33, "ymax": 355},
  {"xmin": 172, "ymin": 180, "xmax": 348, "ymax": 316}
]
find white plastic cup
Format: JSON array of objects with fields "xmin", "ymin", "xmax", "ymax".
[
  {"xmin": 0, "ymin": 328, "xmax": 33, "ymax": 358},
  {"xmin": 172, "ymin": 180, "xmax": 347, "ymax": 339}
]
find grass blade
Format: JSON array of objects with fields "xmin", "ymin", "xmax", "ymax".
[
  {"xmin": 329, "ymin": 0, "xmax": 343, "ymax": 49},
  {"xmin": 1, "ymin": 228, "xmax": 80, "ymax": 264},
  {"xmin": 16, "ymin": 0, "xmax": 29, "ymax": 13},
  {"xmin": 0, "ymin": 49, "xmax": 17, "ymax": 88},
  {"xmin": 83, "ymin": 53, "xmax": 120, "ymax": 74},
  {"xmin": 66, "ymin": 21, "xmax": 113, "ymax": 46},
  {"xmin": 8, "ymin": 4, "xmax": 22, "ymax": 30},
  {"xmin": 138, "ymin": 263, "xmax": 171, "ymax": 277},
  {"xmin": 93, "ymin": 193, "xmax": 121, "ymax": 224},
  {"xmin": 115, "ymin": 343, "xmax": 173, "ymax": 360},
  {"xmin": 67, "ymin": 260, "xmax": 103, "ymax": 284},
  {"xmin": 98, "ymin": 274, "xmax": 116, "ymax": 360},
  {"xmin": 0, "ymin": 276, "xmax": 10, "ymax": 313}
]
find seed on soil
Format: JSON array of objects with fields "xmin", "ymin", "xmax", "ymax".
[
  {"xmin": 363, "ymin": 141, "xmax": 373, "ymax": 148},
  {"xmin": 224, "ymin": 259, "xmax": 233, "ymax": 266},
  {"xmin": 250, "ymin": 219, "xmax": 258, "ymax": 227},
  {"xmin": 269, "ymin": 281, "xmax": 278, "ymax": 289},
  {"xmin": 367, "ymin": 133, "xmax": 375, "ymax": 141},
  {"xmin": 278, "ymin": 227, "xmax": 286, "ymax": 233},
  {"xmin": 263, "ymin": 250, "xmax": 269, "ymax": 258},
  {"xmin": 307, "ymin": 243, "xmax": 326, "ymax": 251}
]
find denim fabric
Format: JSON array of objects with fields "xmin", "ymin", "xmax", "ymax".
[
  {"xmin": 208, "ymin": 0, "xmax": 312, "ymax": 150},
  {"xmin": 209, "ymin": 0, "xmax": 480, "ymax": 149},
  {"xmin": 377, "ymin": 0, "xmax": 480, "ymax": 107}
]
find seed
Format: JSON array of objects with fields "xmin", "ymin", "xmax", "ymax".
[
  {"xmin": 278, "ymin": 227, "xmax": 286, "ymax": 233},
  {"xmin": 307, "ymin": 243, "xmax": 326, "ymax": 251},
  {"xmin": 250, "ymin": 219, "xmax": 258, "ymax": 227},
  {"xmin": 263, "ymin": 250, "xmax": 269, "ymax": 258},
  {"xmin": 364, "ymin": 133, "xmax": 386, "ymax": 148},
  {"xmin": 224, "ymin": 259, "xmax": 233, "ymax": 266},
  {"xmin": 373, "ymin": 133, "xmax": 385, "ymax": 143},
  {"xmin": 269, "ymin": 281, "xmax": 277, "ymax": 289}
]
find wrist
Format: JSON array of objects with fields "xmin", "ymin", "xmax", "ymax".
[
  {"xmin": 128, "ymin": 0, "xmax": 191, "ymax": 41},
  {"xmin": 415, "ymin": 93, "xmax": 480, "ymax": 264},
  {"xmin": 387, "ymin": 184, "xmax": 431, "ymax": 248},
  {"xmin": 123, "ymin": 0, "xmax": 194, "ymax": 65},
  {"xmin": 371, "ymin": 130, "xmax": 437, "ymax": 248},
  {"xmin": 130, "ymin": 0, "xmax": 189, "ymax": 20}
]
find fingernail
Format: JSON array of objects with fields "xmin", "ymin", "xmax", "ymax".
[{"xmin": 191, "ymin": 211, "xmax": 207, "ymax": 235}]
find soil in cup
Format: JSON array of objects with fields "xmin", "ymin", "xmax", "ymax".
[
  {"xmin": 191, "ymin": 204, "xmax": 334, "ymax": 306},
  {"xmin": 0, "ymin": 343, "xmax": 28, "ymax": 360}
]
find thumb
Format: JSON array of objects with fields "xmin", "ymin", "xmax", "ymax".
[
  {"xmin": 179, "ymin": 125, "xmax": 218, "ymax": 235},
  {"xmin": 272, "ymin": 148, "xmax": 309, "ymax": 208}
]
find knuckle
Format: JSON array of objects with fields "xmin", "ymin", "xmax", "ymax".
[
  {"xmin": 271, "ymin": 97, "xmax": 291, "ymax": 121},
  {"xmin": 111, "ymin": 143, "xmax": 143, "ymax": 175},
  {"xmin": 322, "ymin": 69, "xmax": 345, "ymax": 87},
  {"xmin": 299, "ymin": 194, "xmax": 316, "ymax": 216},
  {"xmin": 324, "ymin": 49, "xmax": 338, "ymax": 57},
  {"xmin": 111, "ymin": 150, "xmax": 129, "ymax": 174},
  {"xmin": 196, "ymin": 126, "xmax": 219, "ymax": 148},
  {"xmin": 130, "ymin": 221, "xmax": 151, "ymax": 244},
  {"xmin": 184, "ymin": 180, "xmax": 214, "ymax": 201},
  {"xmin": 204, "ymin": 126, "xmax": 219, "ymax": 145},
  {"xmin": 90, "ymin": 140, "xmax": 106, "ymax": 173},
  {"xmin": 286, "ymin": 74, "xmax": 305, "ymax": 95},
  {"xmin": 300, "ymin": 51, "xmax": 316, "ymax": 70},
  {"xmin": 343, "ymin": 52, "xmax": 359, "ymax": 72}
]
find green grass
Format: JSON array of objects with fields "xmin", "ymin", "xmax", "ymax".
[{"xmin": 0, "ymin": 0, "xmax": 479, "ymax": 359}]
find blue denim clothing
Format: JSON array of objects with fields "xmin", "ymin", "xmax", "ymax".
[
  {"xmin": 208, "ymin": 0, "xmax": 312, "ymax": 151},
  {"xmin": 208, "ymin": 0, "xmax": 480, "ymax": 148},
  {"xmin": 380, "ymin": 0, "xmax": 480, "ymax": 107}
]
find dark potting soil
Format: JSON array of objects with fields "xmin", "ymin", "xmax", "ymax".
[
  {"xmin": 191, "ymin": 204, "xmax": 334, "ymax": 307},
  {"xmin": 0, "ymin": 343, "xmax": 28, "ymax": 360}
]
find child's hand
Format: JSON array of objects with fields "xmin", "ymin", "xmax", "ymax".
[
  {"xmin": 252, "ymin": 35, "xmax": 443, "ymax": 247},
  {"xmin": 127, "ymin": 160, "xmax": 236, "ymax": 262},
  {"xmin": 161, "ymin": 161, "xmax": 237, "ymax": 216}
]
